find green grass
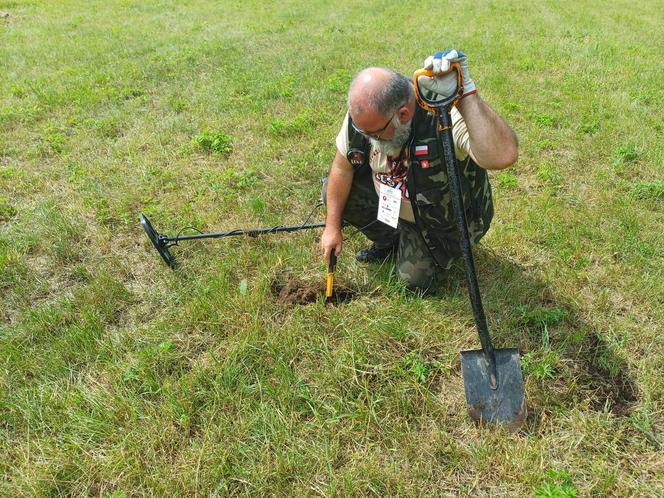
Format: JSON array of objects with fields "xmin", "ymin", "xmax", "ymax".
[{"xmin": 1, "ymin": 0, "xmax": 663, "ymax": 495}]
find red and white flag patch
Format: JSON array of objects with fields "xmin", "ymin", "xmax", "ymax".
[{"xmin": 414, "ymin": 145, "xmax": 429, "ymax": 156}]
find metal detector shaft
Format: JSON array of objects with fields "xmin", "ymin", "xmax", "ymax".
[
  {"xmin": 436, "ymin": 107, "xmax": 498, "ymax": 388},
  {"xmin": 163, "ymin": 223, "xmax": 326, "ymax": 243},
  {"xmin": 140, "ymin": 212, "xmax": 327, "ymax": 270}
]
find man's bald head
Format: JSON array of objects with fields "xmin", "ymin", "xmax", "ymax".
[{"xmin": 348, "ymin": 67, "xmax": 414, "ymax": 118}]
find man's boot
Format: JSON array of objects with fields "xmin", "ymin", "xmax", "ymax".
[{"xmin": 355, "ymin": 242, "xmax": 397, "ymax": 263}]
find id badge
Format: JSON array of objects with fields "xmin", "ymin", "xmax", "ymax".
[{"xmin": 377, "ymin": 183, "xmax": 401, "ymax": 228}]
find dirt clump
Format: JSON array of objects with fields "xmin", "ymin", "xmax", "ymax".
[{"xmin": 273, "ymin": 279, "xmax": 355, "ymax": 306}]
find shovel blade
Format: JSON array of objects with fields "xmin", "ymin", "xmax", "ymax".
[{"xmin": 460, "ymin": 348, "xmax": 526, "ymax": 429}]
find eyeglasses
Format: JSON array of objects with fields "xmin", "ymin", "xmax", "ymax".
[{"xmin": 351, "ymin": 113, "xmax": 395, "ymax": 140}]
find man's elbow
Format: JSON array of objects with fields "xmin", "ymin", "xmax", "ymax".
[
  {"xmin": 493, "ymin": 144, "xmax": 519, "ymax": 170},
  {"xmin": 484, "ymin": 133, "xmax": 519, "ymax": 170},
  {"xmin": 475, "ymin": 145, "xmax": 518, "ymax": 170}
]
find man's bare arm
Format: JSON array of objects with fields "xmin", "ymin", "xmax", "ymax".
[
  {"xmin": 457, "ymin": 93, "xmax": 519, "ymax": 170},
  {"xmin": 320, "ymin": 150, "xmax": 354, "ymax": 263}
]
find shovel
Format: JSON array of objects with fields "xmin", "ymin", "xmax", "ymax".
[{"xmin": 413, "ymin": 65, "xmax": 526, "ymax": 428}]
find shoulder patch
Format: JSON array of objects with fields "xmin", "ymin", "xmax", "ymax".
[{"xmin": 347, "ymin": 148, "xmax": 365, "ymax": 167}]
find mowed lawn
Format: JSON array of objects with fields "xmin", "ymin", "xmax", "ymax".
[{"xmin": 1, "ymin": 0, "xmax": 663, "ymax": 495}]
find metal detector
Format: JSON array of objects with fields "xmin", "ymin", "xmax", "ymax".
[{"xmin": 139, "ymin": 213, "xmax": 325, "ymax": 269}]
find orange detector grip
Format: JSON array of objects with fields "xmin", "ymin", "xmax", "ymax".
[{"xmin": 413, "ymin": 62, "xmax": 464, "ymax": 115}]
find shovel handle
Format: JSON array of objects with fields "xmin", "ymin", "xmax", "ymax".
[{"xmin": 413, "ymin": 63, "xmax": 464, "ymax": 115}]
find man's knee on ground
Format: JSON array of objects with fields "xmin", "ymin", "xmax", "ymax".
[{"xmin": 396, "ymin": 260, "xmax": 439, "ymax": 292}]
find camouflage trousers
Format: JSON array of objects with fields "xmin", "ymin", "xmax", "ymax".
[{"xmin": 322, "ymin": 165, "xmax": 487, "ymax": 291}]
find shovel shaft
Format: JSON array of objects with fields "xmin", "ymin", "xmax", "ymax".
[{"xmin": 436, "ymin": 109, "xmax": 497, "ymax": 384}]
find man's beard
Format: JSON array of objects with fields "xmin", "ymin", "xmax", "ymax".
[{"xmin": 370, "ymin": 116, "xmax": 412, "ymax": 157}]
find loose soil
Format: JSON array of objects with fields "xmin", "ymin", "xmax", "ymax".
[{"xmin": 273, "ymin": 278, "xmax": 356, "ymax": 306}]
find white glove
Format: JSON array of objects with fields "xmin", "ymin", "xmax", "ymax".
[{"xmin": 417, "ymin": 49, "xmax": 476, "ymax": 98}]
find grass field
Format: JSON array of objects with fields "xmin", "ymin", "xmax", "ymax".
[{"xmin": 1, "ymin": 0, "xmax": 663, "ymax": 495}]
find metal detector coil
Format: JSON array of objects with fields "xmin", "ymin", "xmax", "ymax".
[{"xmin": 139, "ymin": 213, "xmax": 177, "ymax": 269}]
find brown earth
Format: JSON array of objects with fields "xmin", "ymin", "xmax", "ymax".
[{"xmin": 273, "ymin": 279, "xmax": 355, "ymax": 306}]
